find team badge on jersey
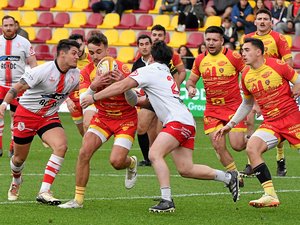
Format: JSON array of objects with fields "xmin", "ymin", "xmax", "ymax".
[
  {"xmin": 232, "ymin": 51, "xmax": 241, "ymax": 59},
  {"xmin": 122, "ymin": 64, "xmax": 130, "ymax": 74},
  {"xmin": 17, "ymin": 122, "xmax": 25, "ymax": 131}
]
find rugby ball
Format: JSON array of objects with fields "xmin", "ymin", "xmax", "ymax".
[{"xmin": 96, "ymin": 56, "xmax": 118, "ymax": 75}]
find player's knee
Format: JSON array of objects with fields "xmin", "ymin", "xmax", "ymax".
[
  {"xmin": 137, "ymin": 124, "xmax": 147, "ymax": 135},
  {"xmin": 177, "ymin": 166, "xmax": 192, "ymax": 178}
]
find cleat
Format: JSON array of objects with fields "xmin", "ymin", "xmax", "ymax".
[
  {"xmin": 226, "ymin": 171, "xmax": 240, "ymax": 202},
  {"xmin": 240, "ymin": 164, "xmax": 256, "ymax": 177},
  {"xmin": 249, "ymin": 194, "xmax": 280, "ymax": 208},
  {"xmin": 8, "ymin": 181, "xmax": 22, "ymax": 201},
  {"xmin": 138, "ymin": 160, "xmax": 151, "ymax": 167},
  {"xmin": 36, "ymin": 191, "xmax": 61, "ymax": 205},
  {"xmin": 125, "ymin": 156, "xmax": 137, "ymax": 189},
  {"xmin": 238, "ymin": 175, "xmax": 245, "ymax": 188},
  {"xmin": 277, "ymin": 158, "xmax": 287, "ymax": 176},
  {"xmin": 149, "ymin": 199, "xmax": 175, "ymax": 213},
  {"xmin": 0, "ymin": 148, "xmax": 2, "ymax": 157},
  {"xmin": 58, "ymin": 199, "xmax": 83, "ymax": 209}
]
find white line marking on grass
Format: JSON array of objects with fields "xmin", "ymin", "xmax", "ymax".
[
  {"xmin": 0, "ymin": 189, "xmax": 299, "ymax": 205},
  {"xmin": 1, "ymin": 173, "xmax": 300, "ymax": 179}
]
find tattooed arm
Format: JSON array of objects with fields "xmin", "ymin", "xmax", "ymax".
[{"xmin": 0, "ymin": 78, "xmax": 30, "ymax": 118}]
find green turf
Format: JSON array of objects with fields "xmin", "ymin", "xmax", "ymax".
[{"xmin": 0, "ymin": 113, "xmax": 299, "ymax": 225}]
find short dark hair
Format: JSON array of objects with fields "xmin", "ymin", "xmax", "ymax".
[
  {"xmin": 205, "ymin": 26, "xmax": 224, "ymax": 36},
  {"xmin": 256, "ymin": 8, "xmax": 272, "ymax": 20},
  {"xmin": 151, "ymin": 41, "xmax": 172, "ymax": 65},
  {"xmin": 57, "ymin": 39, "xmax": 80, "ymax": 56},
  {"xmin": 151, "ymin": 24, "xmax": 166, "ymax": 35},
  {"xmin": 87, "ymin": 32, "xmax": 108, "ymax": 48},
  {"xmin": 2, "ymin": 15, "xmax": 16, "ymax": 24},
  {"xmin": 244, "ymin": 38, "xmax": 265, "ymax": 55},
  {"xmin": 69, "ymin": 33, "xmax": 84, "ymax": 42},
  {"xmin": 137, "ymin": 34, "xmax": 152, "ymax": 45}
]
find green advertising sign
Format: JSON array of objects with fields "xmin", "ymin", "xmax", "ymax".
[{"xmin": 180, "ymin": 71, "xmax": 206, "ymax": 117}]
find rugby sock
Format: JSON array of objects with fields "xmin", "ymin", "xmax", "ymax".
[
  {"xmin": 161, "ymin": 187, "xmax": 172, "ymax": 201},
  {"xmin": 0, "ymin": 119, "xmax": 4, "ymax": 149},
  {"xmin": 276, "ymin": 146, "xmax": 284, "ymax": 161},
  {"xmin": 129, "ymin": 156, "xmax": 136, "ymax": 169},
  {"xmin": 137, "ymin": 133, "xmax": 150, "ymax": 161},
  {"xmin": 75, "ymin": 186, "xmax": 86, "ymax": 205},
  {"xmin": 225, "ymin": 162, "xmax": 237, "ymax": 171},
  {"xmin": 39, "ymin": 154, "xmax": 64, "ymax": 193},
  {"xmin": 10, "ymin": 157, "xmax": 24, "ymax": 185},
  {"xmin": 253, "ymin": 162, "xmax": 277, "ymax": 197},
  {"xmin": 214, "ymin": 170, "xmax": 231, "ymax": 185}
]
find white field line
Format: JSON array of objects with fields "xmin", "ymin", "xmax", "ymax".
[
  {"xmin": 1, "ymin": 173, "xmax": 300, "ymax": 179},
  {"xmin": 0, "ymin": 189, "xmax": 299, "ymax": 205}
]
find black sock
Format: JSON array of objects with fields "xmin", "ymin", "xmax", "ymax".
[
  {"xmin": 253, "ymin": 163, "xmax": 272, "ymax": 184},
  {"xmin": 137, "ymin": 133, "xmax": 150, "ymax": 161}
]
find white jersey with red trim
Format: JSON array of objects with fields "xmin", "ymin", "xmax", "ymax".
[
  {"xmin": 19, "ymin": 61, "xmax": 80, "ymax": 117},
  {"xmin": 0, "ymin": 34, "xmax": 35, "ymax": 87},
  {"xmin": 130, "ymin": 62, "xmax": 195, "ymax": 127}
]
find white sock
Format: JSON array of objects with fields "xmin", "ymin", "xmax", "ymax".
[
  {"xmin": 214, "ymin": 170, "xmax": 231, "ymax": 185},
  {"xmin": 161, "ymin": 187, "xmax": 171, "ymax": 201}
]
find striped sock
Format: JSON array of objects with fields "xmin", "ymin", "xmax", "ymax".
[
  {"xmin": 10, "ymin": 157, "xmax": 24, "ymax": 185},
  {"xmin": 262, "ymin": 180, "xmax": 277, "ymax": 197},
  {"xmin": 39, "ymin": 154, "xmax": 64, "ymax": 193},
  {"xmin": 225, "ymin": 162, "xmax": 237, "ymax": 171},
  {"xmin": 75, "ymin": 186, "xmax": 86, "ymax": 205}
]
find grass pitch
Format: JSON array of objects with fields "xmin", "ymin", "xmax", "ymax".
[{"xmin": 0, "ymin": 113, "xmax": 299, "ymax": 225}]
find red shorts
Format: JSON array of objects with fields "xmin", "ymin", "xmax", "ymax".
[
  {"xmin": 161, "ymin": 121, "xmax": 195, "ymax": 150},
  {"xmin": 0, "ymin": 86, "xmax": 20, "ymax": 111},
  {"xmin": 258, "ymin": 112, "xmax": 300, "ymax": 149},
  {"xmin": 70, "ymin": 100, "xmax": 83, "ymax": 123},
  {"xmin": 204, "ymin": 105, "xmax": 247, "ymax": 134},
  {"xmin": 89, "ymin": 114, "xmax": 137, "ymax": 141},
  {"xmin": 13, "ymin": 104, "xmax": 62, "ymax": 144}
]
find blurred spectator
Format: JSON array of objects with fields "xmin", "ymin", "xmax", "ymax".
[
  {"xmin": 271, "ymin": 0, "xmax": 287, "ymax": 28},
  {"xmin": 91, "ymin": 0, "xmax": 116, "ymax": 14},
  {"xmin": 231, "ymin": 0, "xmax": 256, "ymax": 34},
  {"xmin": 253, "ymin": 0, "xmax": 270, "ymax": 15},
  {"xmin": 177, "ymin": 45, "xmax": 195, "ymax": 69},
  {"xmin": 221, "ymin": 17, "xmax": 238, "ymax": 48},
  {"xmin": 224, "ymin": 42, "xmax": 235, "ymax": 50},
  {"xmin": 15, "ymin": 21, "xmax": 29, "ymax": 40},
  {"xmin": 114, "ymin": 0, "xmax": 139, "ymax": 17},
  {"xmin": 197, "ymin": 42, "xmax": 206, "ymax": 54},
  {"xmin": 159, "ymin": 0, "xmax": 179, "ymax": 14},
  {"xmin": 274, "ymin": 0, "xmax": 300, "ymax": 36},
  {"xmin": 176, "ymin": 0, "xmax": 205, "ymax": 32},
  {"xmin": 205, "ymin": 0, "xmax": 238, "ymax": 19}
]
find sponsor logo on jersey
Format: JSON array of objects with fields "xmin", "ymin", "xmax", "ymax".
[
  {"xmin": 0, "ymin": 55, "xmax": 20, "ymax": 61},
  {"xmin": 41, "ymin": 93, "xmax": 68, "ymax": 100}
]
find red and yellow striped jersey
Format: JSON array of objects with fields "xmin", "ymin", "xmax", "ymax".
[{"xmin": 241, "ymin": 58, "xmax": 298, "ymax": 121}]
